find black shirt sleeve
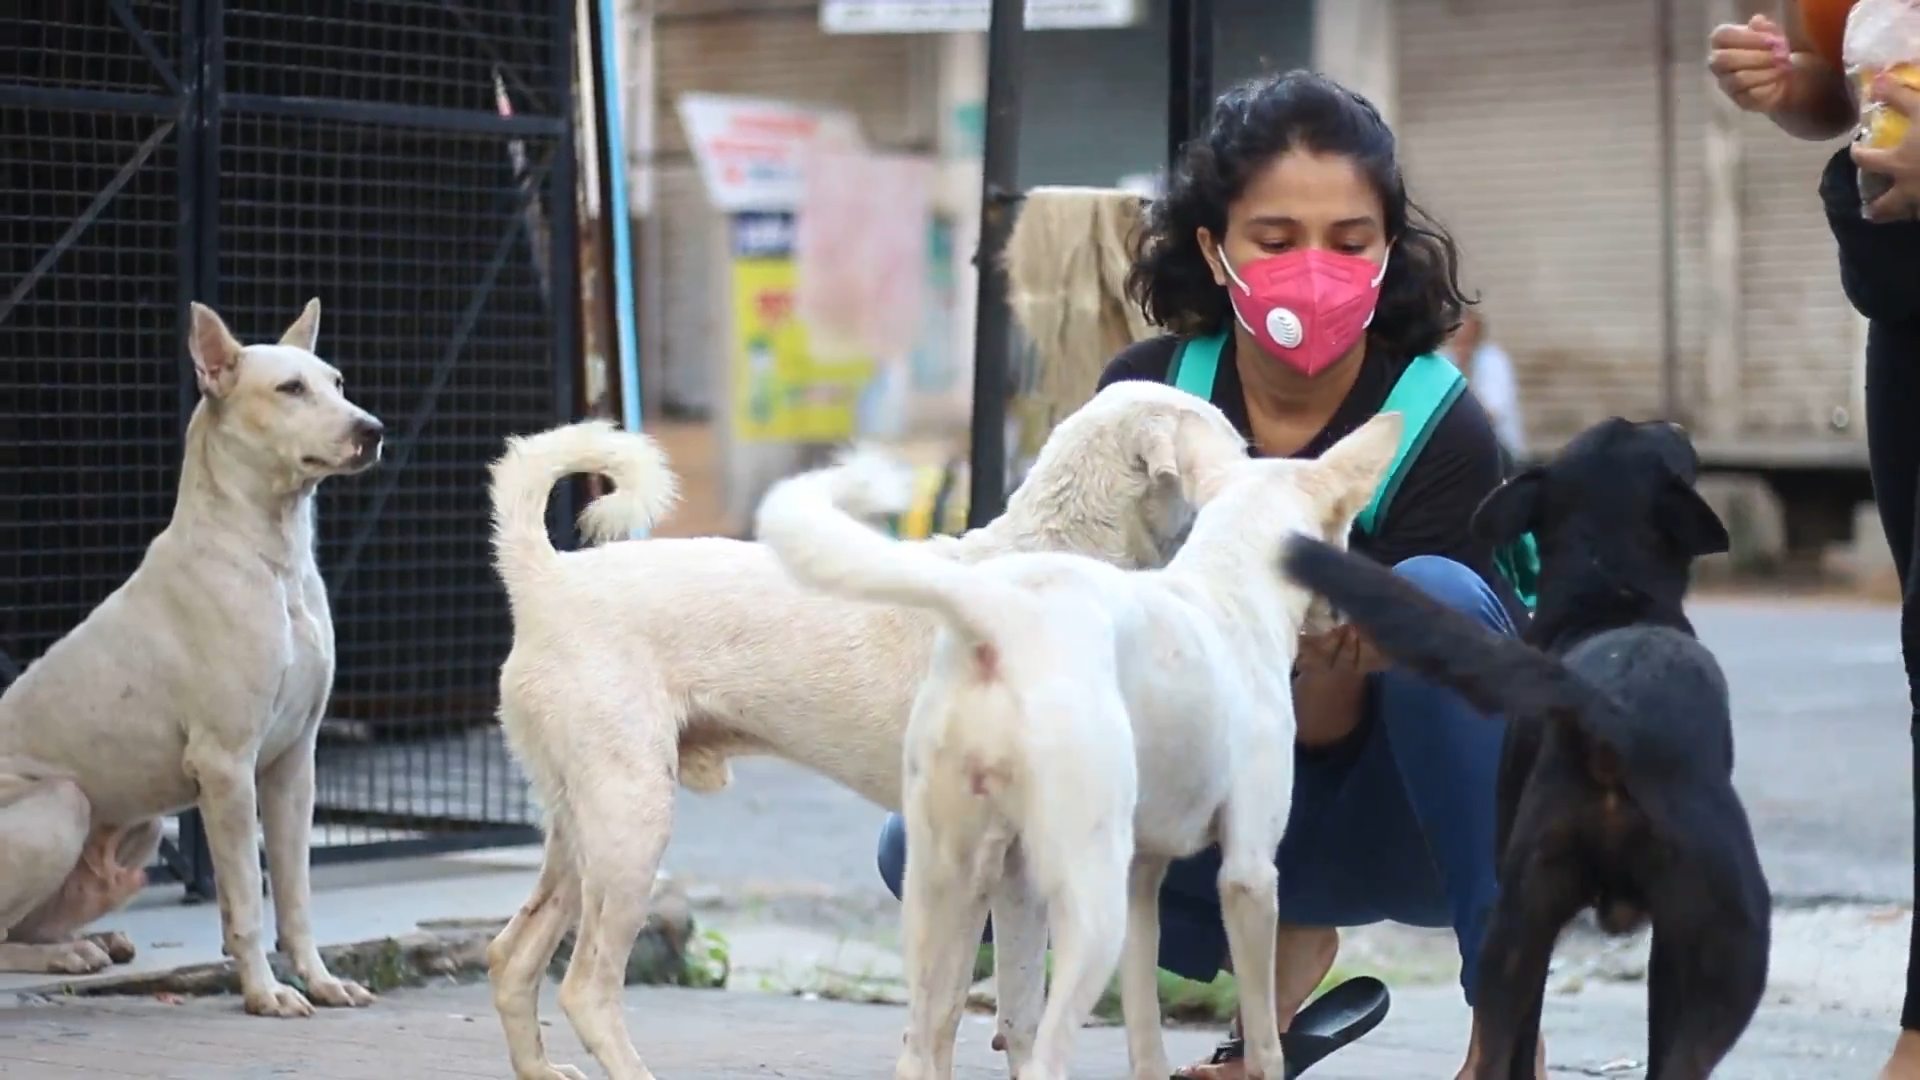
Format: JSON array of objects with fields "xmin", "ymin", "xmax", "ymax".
[
  {"xmin": 1097, "ymin": 336, "xmax": 1179, "ymax": 390},
  {"xmin": 1357, "ymin": 389, "xmax": 1527, "ymax": 622}
]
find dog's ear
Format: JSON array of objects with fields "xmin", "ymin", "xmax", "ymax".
[
  {"xmin": 1315, "ymin": 412, "xmax": 1404, "ymax": 523},
  {"xmin": 189, "ymin": 302, "xmax": 244, "ymax": 399},
  {"xmin": 1472, "ymin": 468, "xmax": 1544, "ymax": 547},
  {"xmin": 1137, "ymin": 416, "xmax": 1182, "ymax": 488},
  {"xmin": 280, "ymin": 297, "xmax": 321, "ymax": 353},
  {"xmin": 1655, "ymin": 478, "xmax": 1730, "ymax": 558}
]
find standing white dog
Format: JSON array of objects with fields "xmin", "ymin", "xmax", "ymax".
[
  {"xmin": 0, "ymin": 300, "xmax": 382, "ymax": 1017},
  {"xmin": 756, "ymin": 412, "xmax": 1403, "ymax": 1080},
  {"xmin": 482, "ymin": 382, "xmax": 1249, "ymax": 1080}
]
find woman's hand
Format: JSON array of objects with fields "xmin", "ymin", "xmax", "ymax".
[
  {"xmin": 1707, "ymin": 8, "xmax": 1856, "ymax": 141},
  {"xmin": 1853, "ymin": 77, "xmax": 1920, "ymax": 223},
  {"xmin": 1709, "ymin": 14, "xmax": 1794, "ymax": 114},
  {"xmin": 1297, "ymin": 625, "xmax": 1387, "ymax": 678}
]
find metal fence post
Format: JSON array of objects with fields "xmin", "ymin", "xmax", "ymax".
[
  {"xmin": 966, "ymin": 0, "xmax": 1026, "ymax": 528},
  {"xmin": 1167, "ymin": 0, "xmax": 1214, "ymax": 172}
]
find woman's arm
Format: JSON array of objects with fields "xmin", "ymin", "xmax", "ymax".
[
  {"xmin": 1776, "ymin": 1, "xmax": 1858, "ymax": 141},
  {"xmin": 1708, "ymin": 5, "xmax": 1855, "ymax": 143},
  {"xmin": 1292, "ymin": 396, "xmax": 1516, "ymax": 745}
]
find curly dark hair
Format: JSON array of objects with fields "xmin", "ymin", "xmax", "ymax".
[{"xmin": 1128, "ymin": 69, "xmax": 1474, "ymax": 362}]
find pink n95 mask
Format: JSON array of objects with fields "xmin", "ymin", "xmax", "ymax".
[{"xmin": 1218, "ymin": 244, "xmax": 1390, "ymax": 377}]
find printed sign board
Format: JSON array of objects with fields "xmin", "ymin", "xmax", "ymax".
[
  {"xmin": 820, "ymin": 0, "xmax": 1141, "ymax": 34},
  {"xmin": 729, "ymin": 212, "xmax": 876, "ymax": 443},
  {"xmin": 676, "ymin": 93, "xmax": 862, "ymax": 212}
]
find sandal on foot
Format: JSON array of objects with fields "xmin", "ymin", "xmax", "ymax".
[{"xmin": 1172, "ymin": 976, "xmax": 1391, "ymax": 1079}]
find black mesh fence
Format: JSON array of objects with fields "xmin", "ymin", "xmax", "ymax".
[
  {"xmin": 0, "ymin": 2, "xmax": 190, "ymax": 692},
  {"xmin": 1, "ymin": 0, "xmax": 575, "ymax": 875}
]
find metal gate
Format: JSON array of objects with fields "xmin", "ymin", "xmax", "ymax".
[{"xmin": 1, "ymin": 0, "xmax": 577, "ymax": 889}]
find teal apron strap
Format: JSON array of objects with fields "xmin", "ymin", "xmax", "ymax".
[
  {"xmin": 1169, "ymin": 330, "xmax": 1228, "ymax": 400},
  {"xmin": 1358, "ymin": 353, "xmax": 1468, "ymax": 535}
]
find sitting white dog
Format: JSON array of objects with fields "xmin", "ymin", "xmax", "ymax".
[
  {"xmin": 0, "ymin": 300, "xmax": 381, "ymax": 1017},
  {"xmin": 481, "ymin": 381, "xmax": 1250, "ymax": 1080},
  {"xmin": 756, "ymin": 412, "xmax": 1403, "ymax": 1080}
]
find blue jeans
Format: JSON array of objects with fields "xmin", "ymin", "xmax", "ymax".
[{"xmin": 874, "ymin": 555, "xmax": 1514, "ymax": 1004}]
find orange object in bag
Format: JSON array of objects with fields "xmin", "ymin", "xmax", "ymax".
[
  {"xmin": 1855, "ymin": 62, "xmax": 1920, "ymax": 148},
  {"xmin": 1802, "ymin": 0, "xmax": 1856, "ymax": 67}
]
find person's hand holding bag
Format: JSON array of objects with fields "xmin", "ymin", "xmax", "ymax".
[{"xmin": 1854, "ymin": 74, "xmax": 1920, "ymax": 221}]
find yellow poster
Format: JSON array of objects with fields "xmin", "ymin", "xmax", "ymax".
[{"xmin": 730, "ymin": 212, "xmax": 874, "ymax": 443}]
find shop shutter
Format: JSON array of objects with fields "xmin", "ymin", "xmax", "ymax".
[{"xmin": 1396, "ymin": 0, "xmax": 1671, "ymax": 446}]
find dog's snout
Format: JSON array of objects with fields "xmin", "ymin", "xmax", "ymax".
[{"xmin": 353, "ymin": 417, "xmax": 385, "ymax": 451}]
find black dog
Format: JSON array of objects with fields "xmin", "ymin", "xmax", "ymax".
[{"xmin": 1279, "ymin": 418, "xmax": 1770, "ymax": 1080}]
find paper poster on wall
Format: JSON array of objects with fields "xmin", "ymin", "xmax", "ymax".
[
  {"xmin": 677, "ymin": 94, "xmax": 864, "ymax": 212},
  {"xmin": 796, "ymin": 146, "xmax": 935, "ymax": 364},
  {"xmin": 730, "ymin": 212, "xmax": 875, "ymax": 443}
]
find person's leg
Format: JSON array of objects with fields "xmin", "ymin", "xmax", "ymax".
[
  {"xmin": 1162, "ymin": 728, "xmax": 1403, "ymax": 1080},
  {"xmin": 1173, "ymin": 555, "xmax": 1512, "ymax": 1080},
  {"xmin": 1369, "ymin": 555, "xmax": 1514, "ymax": 1004},
  {"xmin": 1864, "ymin": 318, "xmax": 1920, "ymax": 1079},
  {"xmin": 876, "ymin": 812, "xmax": 996, "ymax": 945},
  {"xmin": 877, "ymin": 812, "xmax": 907, "ymax": 900}
]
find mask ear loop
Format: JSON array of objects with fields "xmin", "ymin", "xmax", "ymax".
[
  {"xmin": 1361, "ymin": 244, "xmax": 1393, "ymax": 330},
  {"xmin": 1216, "ymin": 241, "xmax": 1252, "ymax": 293},
  {"xmin": 1216, "ymin": 242, "xmax": 1261, "ymax": 338}
]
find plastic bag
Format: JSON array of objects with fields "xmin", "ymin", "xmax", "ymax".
[{"xmin": 1843, "ymin": 0, "xmax": 1920, "ymax": 209}]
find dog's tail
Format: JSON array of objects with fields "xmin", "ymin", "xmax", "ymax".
[
  {"xmin": 754, "ymin": 453, "xmax": 1026, "ymax": 675},
  {"xmin": 488, "ymin": 420, "xmax": 679, "ymax": 596},
  {"xmin": 1278, "ymin": 536, "xmax": 1618, "ymax": 735}
]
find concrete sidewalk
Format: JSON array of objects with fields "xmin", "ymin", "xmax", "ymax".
[{"xmin": 0, "ymin": 977, "xmax": 1891, "ymax": 1079}]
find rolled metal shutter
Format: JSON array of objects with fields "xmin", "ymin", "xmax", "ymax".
[
  {"xmin": 1396, "ymin": 0, "xmax": 1671, "ymax": 447},
  {"xmin": 1734, "ymin": 100, "xmax": 1862, "ymax": 446}
]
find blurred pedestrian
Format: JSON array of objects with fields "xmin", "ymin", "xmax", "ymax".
[
  {"xmin": 1445, "ymin": 309, "xmax": 1526, "ymax": 461},
  {"xmin": 1711, "ymin": 5, "xmax": 1920, "ymax": 1078}
]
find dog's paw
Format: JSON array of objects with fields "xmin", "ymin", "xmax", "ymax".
[
  {"xmin": 243, "ymin": 981, "xmax": 315, "ymax": 1018},
  {"xmin": 305, "ymin": 974, "xmax": 376, "ymax": 1009},
  {"xmin": 44, "ymin": 939, "xmax": 115, "ymax": 975},
  {"xmin": 85, "ymin": 931, "xmax": 137, "ymax": 965},
  {"xmin": 516, "ymin": 1066, "xmax": 591, "ymax": 1080}
]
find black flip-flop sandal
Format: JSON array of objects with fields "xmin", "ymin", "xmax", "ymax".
[{"xmin": 1174, "ymin": 976, "xmax": 1391, "ymax": 1079}]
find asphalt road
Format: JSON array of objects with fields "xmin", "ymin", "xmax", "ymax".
[{"xmin": 662, "ymin": 597, "xmax": 1917, "ymax": 909}]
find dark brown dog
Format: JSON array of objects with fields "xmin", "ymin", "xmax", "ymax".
[{"xmin": 1280, "ymin": 417, "xmax": 1770, "ymax": 1080}]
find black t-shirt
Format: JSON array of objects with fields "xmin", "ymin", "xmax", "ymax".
[{"xmin": 1098, "ymin": 332, "xmax": 1527, "ymax": 623}]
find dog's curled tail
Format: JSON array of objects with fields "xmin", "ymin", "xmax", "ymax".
[
  {"xmin": 755, "ymin": 453, "xmax": 1021, "ymax": 667},
  {"xmin": 1278, "ymin": 535, "xmax": 1616, "ymax": 735},
  {"xmin": 489, "ymin": 420, "xmax": 679, "ymax": 594}
]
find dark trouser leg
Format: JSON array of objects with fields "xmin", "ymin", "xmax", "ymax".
[
  {"xmin": 1368, "ymin": 556, "xmax": 1514, "ymax": 1004},
  {"xmin": 1155, "ymin": 556, "xmax": 1513, "ymax": 1004},
  {"xmin": 876, "ymin": 812, "xmax": 993, "ymax": 944},
  {"xmin": 1866, "ymin": 318, "xmax": 1920, "ymax": 1032},
  {"xmin": 878, "ymin": 812, "xmax": 908, "ymax": 899}
]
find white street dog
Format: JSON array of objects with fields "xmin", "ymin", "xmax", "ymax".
[
  {"xmin": 0, "ymin": 301, "xmax": 383, "ymax": 1017},
  {"xmin": 482, "ymin": 382, "xmax": 1248, "ymax": 1080},
  {"xmin": 756, "ymin": 412, "xmax": 1403, "ymax": 1080}
]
